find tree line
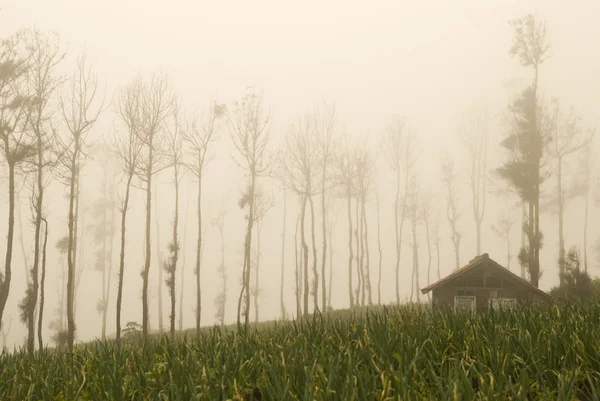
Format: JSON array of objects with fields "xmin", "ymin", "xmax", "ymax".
[{"xmin": 0, "ymin": 14, "xmax": 597, "ymax": 352}]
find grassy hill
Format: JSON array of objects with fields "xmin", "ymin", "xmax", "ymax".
[{"xmin": 1, "ymin": 298, "xmax": 598, "ymax": 400}]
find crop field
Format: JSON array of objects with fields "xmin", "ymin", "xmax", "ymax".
[{"xmin": 1, "ymin": 300, "xmax": 599, "ymax": 400}]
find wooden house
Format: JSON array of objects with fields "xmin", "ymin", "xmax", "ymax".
[{"xmin": 420, "ymin": 253, "xmax": 554, "ymax": 313}]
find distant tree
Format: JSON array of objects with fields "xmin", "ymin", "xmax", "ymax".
[
  {"xmin": 577, "ymin": 135, "xmax": 597, "ymax": 272},
  {"xmin": 280, "ymin": 114, "xmax": 321, "ymax": 316},
  {"xmin": 355, "ymin": 143, "xmax": 375, "ymax": 306},
  {"xmin": 18, "ymin": 29, "xmax": 64, "ymax": 353},
  {"xmin": 460, "ymin": 109, "xmax": 490, "ymax": 255},
  {"xmin": 491, "ymin": 214, "xmax": 515, "ymax": 270},
  {"xmin": 420, "ymin": 192, "xmax": 434, "ymax": 298},
  {"xmin": 315, "ymin": 99, "xmax": 336, "ymax": 309},
  {"xmin": 178, "ymin": 192, "xmax": 190, "ymax": 331},
  {"xmin": 134, "ymin": 72, "xmax": 174, "ymax": 337},
  {"xmin": 546, "ymin": 100, "xmax": 593, "ymax": 284},
  {"xmin": 441, "ymin": 156, "xmax": 461, "ymax": 270},
  {"xmin": 326, "ymin": 197, "xmax": 339, "ymax": 310},
  {"xmin": 58, "ymin": 52, "xmax": 104, "ymax": 350},
  {"xmin": 154, "ymin": 185, "xmax": 164, "ymax": 332},
  {"xmin": 0, "ymin": 31, "xmax": 36, "ymax": 335},
  {"xmin": 212, "ymin": 203, "xmax": 227, "ymax": 326},
  {"xmin": 111, "ymin": 78, "xmax": 144, "ymax": 342},
  {"xmin": 498, "ymin": 13, "xmax": 551, "ymax": 288},
  {"xmin": 229, "ymin": 87, "xmax": 272, "ymax": 326},
  {"xmin": 279, "ymin": 189, "xmax": 287, "ymax": 319},
  {"xmin": 406, "ymin": 175, "xmax": 421, "ymax": 302},
  {"xmin": 37, "ymin": 216, "xmax": 48, "ymax": 350},
  {"xmin": 87, "ymin": 143, "xmax": 118, "ymax": 341},
  {"xmin": 431, "ymin": 209, "xmax": 442, "ymax": 281},
  {"xmin": 330, "ymin": 134, "xmax": 357, "ymax": 308},
  {"xmin": 382, "ymin": 118, "xmax": 418, "ymax": 304},
  {"xmin": 182, "ymin": 99, "xmax": 225, "ymax": 337},
  {"xmin": 375, "ymin": 187, "xmax": 383, "ymax": 305},
  {"xmin": 549, "ymin": 246, "xmax": 595, "ymax": 299},
  {"xmin": 163, "ymin": 105, "xmax": 184, "ymax": 341}
]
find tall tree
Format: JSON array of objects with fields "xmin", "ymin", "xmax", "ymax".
[
  {"xmin": 212, "ymin": 202, "xmax": 227, "ymax": 326},
  {"xmin": 460, "ymin": 109, "xmax": 490, "ymax": 255},
  {"xmin": 331, "ymin": 134, "xmax": 356, "ymax": 308},
  {"xmin": 134, "ymin": 72, "xmax": 174, "ymax": 337},
  {"xmin": 182, "ymin": 99, "xmax": 225, "ymax": 337},
  {"xmin": 315, "ymin": 100, "xmax": 336, "ymax": 310},
  {"xmin": 112, "ymin": 79, "xmax": 143, "ymax": 342},
  {"xmin": 280, "ymin": 114, "xmax": 321, "ymax": 316},
  {"xmin": 441, "ymin": 156, "xmax": 462, "ymax": 270},
  {"xmin": 229, "ymin": 87, "xmax": 271, "ymax": 326},
  {"xmin": 279, "ymin": 189, "xmax": 287, "ymax": 319},
  {"xmin": 59, "ymin": 52, "xmax": 103, "ymax": 350},
  {"xmin": 406, "ymin": 175, "xmax": 421, "ymax": 302},
  {"xmin": 37, "ymin": 216, "xmax": 48, "ymax": 350},
  {"xmin": 375, "ymin": 187, "xmax": 383, "ymax": 305},
  {"xmin": 576, "ymin": 135, "xmax": 596, "ymax": 272},
  {"xmin": 163, "ymin": 106, "xmax": 184, "ymax": 341},
  {"xmin": 355, "ymin": 144, "xmax": 375, "ymax": 306},
  {"xmin": 19, "ymin": 30, "xmax": 64, "ymax": 353},
  {"xmin": 546, "ymin": 100, "xmax": 593, "ymax": 284},
  {"xmin": 0, "ymin": 31, "xmax": 36, "ymax": 334},
  {"xmin": 382, "ymin": 118, "xmax": 417, "ymax": 304},
  {"xmin": 498, "ymin": 14, "xmax": 551, "ymax": 288},
  {"xmin": 178, "ymin": 190, "xmax": 190, "ymax": 331}
]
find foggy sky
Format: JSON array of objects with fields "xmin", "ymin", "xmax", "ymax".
[{"xmin": 1, "ymin": 0, "xmax": 599, "ymax": 348}]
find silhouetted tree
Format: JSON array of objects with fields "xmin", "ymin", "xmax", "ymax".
[{"xmin": 441, "ymin": 156, "xmax": 461, "ymax": 270}]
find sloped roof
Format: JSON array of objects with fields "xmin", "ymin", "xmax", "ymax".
[{"xmin": 420, "ymin": 253, "xmax": 554, "ymax": 301}]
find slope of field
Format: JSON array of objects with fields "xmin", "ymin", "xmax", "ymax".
[{"xmin": 1, "ymin": 300, "xmax": 599, "ymax": 400}]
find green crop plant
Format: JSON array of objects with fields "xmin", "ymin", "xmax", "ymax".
[{"xmin": 0, "ymin": 299, "xmax": 599, "ymax": 400}]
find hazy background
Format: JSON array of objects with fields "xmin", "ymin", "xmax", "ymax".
[{"xmin": 1, "ymin": 0, "xmax": 599, "ymax": 348}]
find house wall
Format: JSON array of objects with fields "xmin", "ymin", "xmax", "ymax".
[{"xmin": 432, "ymin": 285, "xmax": 545, "ymax": 310}]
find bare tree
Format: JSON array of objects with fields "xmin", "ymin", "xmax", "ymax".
[
  {"xmin": 460, "ymin": 109, "xmax": 490, "ymax": 255},
  {"xmin": 577, "ymin": 135, "xmax": 596, "ymax": 272},
  {"xmin": 17, "ymin": 30, "xmax": 64, "ymax": 353},
  {"xmin": 331, "ymin": 133, "xmax": 357, "ymax": 308},
  {"xmin": 111, "ymin": 78, "xmax": 143, "ymax": 342},
  {"xmin": 280, "ymin": 114, "xmax": 321, "ymax": 316},
  {"xmin": 375, "ymin": 187, "xmax": 383, "ymax": 305},
  {"xmin": 58, "ymin": 52, "xmax": 104, "ymax": 350},
  {"xmin": 431, "ymin": 209, "xmax": 442, "ymax": 281},
  {"xmin": 279, "ymin": 189, "xmax": 287, "ymax": 319},
  {"xmin": 0, "ymin": 31, "xmax": 36, "ymax": 334},
  {"xmin": 212, "ymin": 201, "xmax": 227, "ymax": 326},
  {"xmin": 546, "ymin": 100, "xmax": 593, "ymax": 284},
  {"xmin": 491, "ymin": 214, "xmax": 514, "ymax": 270},
  {"xmin": 155, "ymin": 186, "xmax": 164, "ymax": 332},
  {"xmin": 182, "ymin": 99, "xmax": 225, "ymax": 338},
  {"xmin": 406, "ymin": 175, "xmax": 421, "ymax": 303},
  {"xmin": 178, "ymin": 190, "xmax": 190, "ymax": 331},
  {"xmin": 163, "ymin": 107, "xmax": 185, "ymax": 341},
  {"xmin": 420, "ymin": 192, "xmax": 434, "ymax": 299},
  {"xmin": 355, "ymin": 143, "xmax": 375, "ymax": 306},
  {"xmin": 229, "ymin": 87, "xmax": 271, "ymax": 326},
  {"xmin": 134, "ymin": 71, "xmax": 174, "ymax": 337},
  {"xmin": 382, "ymin": 118, "xmax": 418, "ymax": 304},
  {"xmin": 315, "ymin": 100, "xmax": 336, "ymax": 309},
  {"xmin": 88, "ymin": 143, "xmax": 117, "ymax": 341},
  {"xmin": 441, "ymin": 156, "xmax": 461, "ymax": 270},
  {"xmin": 37, "ymin": 216, "xmax": 48, "ymax": 350},
  {"xmin": 326, "ymin": 197, "xmax": 339, "ymax": 311}
]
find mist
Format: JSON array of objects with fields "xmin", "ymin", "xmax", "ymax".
[{"xmin": 1, "ymin": 0, "xmax": 599, "ymax": 349}]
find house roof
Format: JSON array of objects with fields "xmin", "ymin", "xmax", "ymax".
[{"xmin": 420, "ymin": 253, "xmax": 554, "ymax": 301}]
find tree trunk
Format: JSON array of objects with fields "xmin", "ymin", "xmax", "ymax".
[
  {"xmin": 179, "ymin": 195, "xmax": 189, "ymax": 331},
  {"xmin": 195, "ymin": 173, "xmax": 203, "ymax": 337},
  {"xmin": 169, "ymin": 167, "xmax": 179, "ymax": 341},
  {"xmin": 376, "ymin": 193, "xmax": 382, "ymax": 305},
  {"xmin": 38, "ymin": 218, "xmax": 48, "ymax": 350},
  {"xmin": 155, "ymin": 186, "xmax": 164, "ymax": 332},
  {"xmin": 66, "ymin": 137, "xmax": 80, "ymax": 351},
  {"xmin": 362, "ymin": 197, "xmax": 372, "ymax": 306},
  {"xmin": 320, "ymin": 171, "xmax": 327, "ymax": 311},
  {"xmin": 346, "ymin": 191, "xmax": 354, "ymax": 308},
  {"xmin": 300, "ymin": 195, "xmax": 309, "ymax": 317},
  {"xmin": 557, "ymin": 156, "xmax": 565, "ymax": 285},
  {"xmin": 327, "ymin": 209, "xmax": 335, "ymax": 310},
  {"xmin": 115, "ymin": 173, "xmax": 133, "ymax": 342},
  {"xmin": 294, "ymin": 207, "xmax": 302, "ymax": 318},
  {"xmin": 394, "ymin": 169, "xmax": 401, "ymax": 304},
  {"xmin": 355, "ymin": 198, "xmax": 363, "ymax": 306},
  {"xmin": 253, "ymin": 221, "xmax": 261, "ymax": 323},
  {"xmin": 424, "ymin": 218, "xmax": 432, "ymax": 302},
  {"xmin": 242, "ymin": 174, "xmax": 256, "ymax": 326},
  {"xmin": 521, "ymin": 202, "xmax": 527, "ymax": 279},
  {"xmin": 309, "ymin": 196, "xmax": 319, "ymax": 313},
  {"xmin": 584, "ymin": 182, "xmax": 589, "ymax": 272},
  {"xmin": 102, "ymin": 189, "xmax": 115, "ymax": 341},
  {"xmin": 142, "ymin": 140, "xmax": 154, "ymax": 337},
  {"xmin": 280, "ymin": 191, "xmax": 287, "ymax": 319}
]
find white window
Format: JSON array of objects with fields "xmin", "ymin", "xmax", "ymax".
[
  {"xmin": 489, "ymin": 298, "xmax": 517, "ymax": 310},
  {"xmin": 454, "ymin": 296, "xmax": 476, "ymax": 315}
]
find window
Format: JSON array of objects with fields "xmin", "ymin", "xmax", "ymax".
[
  {"xmin": 457, "ymin": 289, "xmax": 474, "ymax": 296},
  {"xmin": 454, "ymin": 296, "xmax": 476, "ymax": 315},
  {"xmin": 489, "ymin": 298, "xmax": 517, "ymax": 310}
]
